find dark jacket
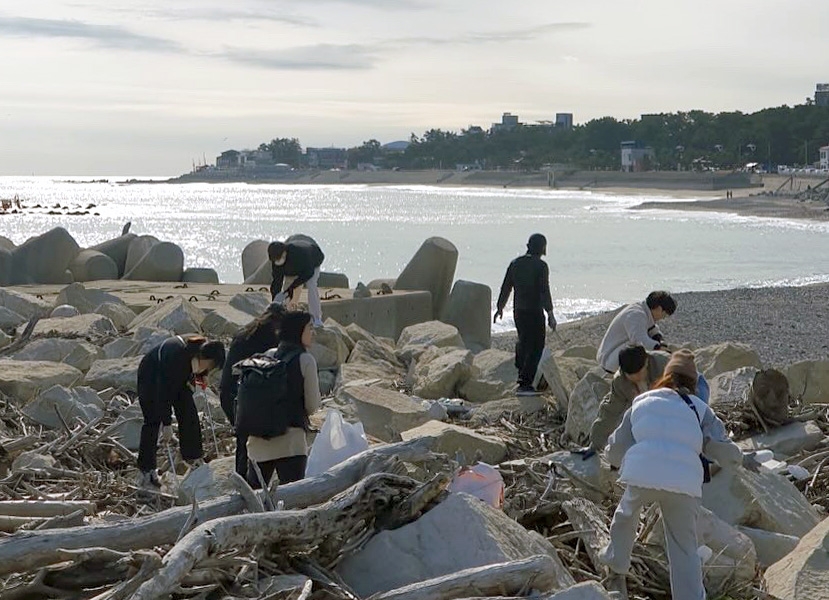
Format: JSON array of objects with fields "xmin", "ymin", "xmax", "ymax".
[
  {"xmin": 266, "ymin": 341, "xmax": 311, "ymax": 431},
  {"xmin": 270, "ymin": 234, "xmax": 325, "ymax": 299},
  {"xmin": 219, "ymin": 327, "xmax": 280, "ymax": 424},
  {"xmin": 496, "ymin": 254, "xmax": 554, "ymax": 314},
  {"xmin": 137, "ymin": 335, "xmax": 200, "ymax": 425}
]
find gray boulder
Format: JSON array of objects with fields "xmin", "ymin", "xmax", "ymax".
[
  {"xmin": 737, "ymin": 526, "xmax": 800, "ymax": 568},
  {"xmin": 345, "ymin": 322, "xmax": 391, "ymax": 350},
  {"xmin": 786, "ymin": 359, "xmax": 829, "ymax": 404},
  {"xmin": 323, "ymin": 318, "xmax": 356, "ymax": 352},
  {"xmin": 108, "ymin": 403, "xmax": 142, "ymax": 450},
  {"xmin": 12, "ymin": 338, "xmax": 104, "ymax": 372},
  {"xmin": 104, "ymin": 338, "xmax": 138, "ymax": 359},
  {"xmin": 564, "ymin": 368, "xmax": 611, "ymax": 445},
  {"xmin": 0, "ymin": 306, "xmax": 26, "ymax": 330},
  {"xmin": 23, "ymin": 385, "xmax": 104, "ymax": 429},
  {"xmin": 0, "ymin": 360, "xmax": 84, "ymax": 404},
  {"xmin": 401, "ymin": 420, "xmax": 507, "ymax": 465},
  {"xmin": 317, "ymin": 272, "xmax": 349, "ymax": 288},
  {"xmin": 124, "ymin": 235, "xmax": 159, "ymax": 274},
  {"xmin": 765, "ymin": 517, "xmax": 829, "ymax": 600},
  {"xmin": 129, "ymin": 296, "xmax": 204, "ymax": 335},
  {"xmin": 56, "ymin": 282, "xmax": 124, "ymax": 314},
  {"xmin": 336, "ymin": 492, "xmax": 573, "ymax": 597},
  {"xmin": 0, "ymin": 330, "xmax": 10, "ymax": 349},
  {"xmin": 123, "ymin": 241, "xmax": 184, "ymax": 282},
  {"xmin": 396, "ymin": 320, "xmax": 464, "ymax": 364},
  {"xmin": 708, "ymin": 367, "xmax": 759, "ymax": 408},
  {"xmin": 340, "ymin": 386, "xmax": 432, "ymax": 442},
  {"xmin": 94, "ymin": 302, "xmax": 136, "ymax": 331},
  {"xmin": 309, "ymin": 325, "xmax": 351, "ymax": 368},
  {"xmin": 132, "ymin": 326, "xmax": 173, "ymax": 354},
  {"xmin": 91, "ymin": 232, "xmax": 137, "ymax": 277},
  {"xmin": 394, "ymin": 237, "xmax": 458, "ymax": 319},
  {"xmin": 459, "ymin": 349, "xmax": 518, "ymax": 403},
  {"xmin": 229, "ymin": 291, "xmax": 271, "ymax": 317},
  {"xmin": 83, "ymin": 356, "xmax": 143, "ymax": 392},
  {"xmin": 178, "ymin": 457, "xmax": 237, "ymax": 504},
  {"xmin": 695, "ymin": 342, "xmax": 762, "ymax": 379},
  {"xmin": 200, "ymin": 306, "xmax": 253, "ymax": 337},
  {"xmin": 241, "ymin": 239, "xmax": 269, "ymax": 281},
  {"xmin": 24, "ymin": 314, "xmax": 117, "ymax": 340},
  {"xmin": 50, "ymin": 304, "xmax": 81, "ymax": 318},
  {"xmin": 9, "ymin": 227, "xmax": 80, "ymax": 284},
  {"xmin": 0, "ymin": 235, "xmax": 14, "ymax": 252},
  {"xmin": 0, "ymin": 247, "xmax": 11, "ymax": 286},
  {"xmin": 182, "ymin": 268, "xmax": 219, "ymax": 284},
  {"xmin": 412, "ymin": 347, "xmax": 473, "ymax": 399},
  {"xmin": 441, "ymin": 279, "xmax": 492, "ymax": 351},
  {"xmin": 68, "ymin": 249, "xmax": 118, "ymax": 282},
  {"xmin": 0, "ymin": 288, "xmax": 51, "ymax": 319},
  {"xmin": 736, "ymin": 421, "xmax": 824, "ymax": 459}
]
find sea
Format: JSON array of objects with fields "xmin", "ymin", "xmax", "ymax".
[{"xmin": 3, "ymin": 176, "xmax": 829, "ymax": 333}]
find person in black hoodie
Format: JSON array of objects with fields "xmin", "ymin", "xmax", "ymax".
[
  {"xmin": 219, "ymin": 302, "xmax": 286, "ymax": 477},
  {"xmin": 136, "ymin": 335, "xmax": 226, "ymax": 488},
  {"xmin": 494, "ymin": 233, "xmax": 557, "ymax": 396},
  {"xmin": 269, "ymin": 234, "xmax": 325, "ymax": 326}
]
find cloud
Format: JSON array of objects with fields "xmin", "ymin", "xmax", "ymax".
[
  {"xmin": 86, "ymin": 5, "xmax": 318, "ymax": 27},
  {"xmin": 220, "ymin": 44, "xmax": 377, "ymax": 71},
  {"xmin": 286, "ymin": 0, "xmax": 431, "ymax": 8},
  {"xmin": 0, "ymin": 15, "xmax": 184, "ymax": 52},
  {"xmin": 394, "ymin": 22, "xmax": 591, "ymax": 47}
]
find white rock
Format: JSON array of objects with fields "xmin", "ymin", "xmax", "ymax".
[
  {"xmin": 708, "ymin": 367, "xmax": 760, "ymax": 408},
  {"xmin": 108, "ymin": 403, "xmax": 143, "ymax": 451},
  {"xmin": 396, "ymin": 320, "xmax": 464, "ymax": 364},
  {"xmin": 228, "ymin": 291, "xmax": 271, "ymax": 317},
  {"xmin": 177, "ymin": 456, "xmax": 237, "ymax": 504},
  {"xmin": 413, "ymin": 347, "xmax": 473, "ymax": 400},
  {"xmin": 459, "ymin": 349, "xmax": 517, "ymax": 403},
  {"xmin": 103, "ymin": 338, "xmax": 138, "ymax": 359},
  {"xmin": 737, "ymin": 526, "xmax": 800, "ymax": 568},
  {"xmin": 83, "ymin": 357, "xmax": 143, "ymax": 393},
  {"xmin": 694, "ymin": 342, "xmax": 763, "ymax": 379},
  {"xmin": 132, "ymin": 326, "xmax": 173, "ymax": 354},
  {"xmin": 336, "ymin": 492, "xmax": 574, "ymax": 597},
  {"xmin": 0, "ymin": 306, "xmax": 26, "ymax": 330},
  {"xmin": 12, "ymin": 338, "xmax": 104, "ymax": 372},
  {"xmin": 23, "ymin": 314, "xmax": 117, "ymax": 340},
  {"xmin": 200, "ymin": 306, "xmax": 253, "ymax": 337},
  {"xmin": 765, "ymin": 516, "xmax": 829, "ymax": 600},
  {"xmin": 340, "ymin": 386, "xmax": 431, "ymax": 442},
  {"xmin": 311, "ymin": 325, "xmax": 351, "ymax": 368},
  {"xmin": 737, "ymin": 421, "xmax": 824, "ymax": 459},
  {"xmin": 23, "ymin": 385, "xmax": 104, "ymax": 429},
  {"xmin": 786, "ymin": 359, "xmax": 829, "ymax": 404},
  {"xmin": 129, "ymin": 297, "xmax": 204, "ymax": 335},
  {"xmin": 0, "ymin": 360, "xmax": 84, "ymax": 405},
  {"xmin": 0, "ymin": 288, "xmax": 51, "ymax": 320},
  {"xmin": 349, "ymin": 338, "xmax": 402, "ymax": 368},
  {"xmin": 94, "ymin": 302, "xmax": 136, "ymax": 331},
  {"xmin": 50, "ymin": 304, "xmax": 81, "ymax": 318},
  {"xmin": 564, "ymin": 368, "xmax": 611, "ymax": 445},
  {"xmin": 345, "ymin": 322, "xmax": 392, "ymax": 350},
  {"xmin": 558, "ymin": 345, "xmax": 599, "ymax": 360},
  {"xmin": 324, "ymin": 318, "xmax": 356, "ymax": 352},
  {"xmin": 55, "ymin": 282, "xmax": 124, "ymax": 314},
  {"xmin": 401, "ymin": 420, "xmax": 507, "ymax": 465}
]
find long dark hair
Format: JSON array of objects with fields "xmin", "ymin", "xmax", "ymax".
[
  {"xmin": 651, "ymin": 372, "xmax": 697, "ymax": 394},
  {"xmin": 239, "ymin": 304, "xmax": 285, "ymax": 342}
]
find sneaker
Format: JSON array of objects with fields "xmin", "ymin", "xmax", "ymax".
[
  {"xmin": 516, "ymin": 385, "xmax": 542, "ymax": 397},
  {"xmin": 137, "ymin": 470, "xmax": 161, "ymax": 488}
]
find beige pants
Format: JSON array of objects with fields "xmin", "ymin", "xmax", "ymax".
[{"xmin": 602, "ymin": 485, "xmax": 704, "ymax": 600}]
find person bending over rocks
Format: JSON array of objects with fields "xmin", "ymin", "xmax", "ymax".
[
  {"xmin": 494, "ymin": 233, "xmax": 557, "ymax": 396},
  {"xmin": 600, "ymin": 350, "xmax": 757, "ymax": 600},
  {"xmin": 220, "ymin": 302, "xmax": 286, "ymax": 477},
  {"xmin": 245, "ymin": 310, "xmax": 321, "ymax": 489},
  {"xmin": 269, "ymin": 234, "xmax": 325, "ymax": 327},
  {"xmin": 136, "ymin": 335, "xmax": 226, "ymax": 488},
  {"xmin": 597, "ymin": 291, "xmax": 676, "ymax": 374}
]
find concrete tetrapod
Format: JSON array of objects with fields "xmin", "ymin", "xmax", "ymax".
[
  {"xmin": 394, "ymin": 237, "xmax": 458, "ymax": 319},
  {"xmin": 68, "ymin": 249, "xmax": 118, "ymax": 282},
  {"xmin": 441, "ymin": 279, "xmax": 492, "ymax": 351},
  {"xmin": 10, "ymin": 227, "xmax": 80, "ymax": 284}
]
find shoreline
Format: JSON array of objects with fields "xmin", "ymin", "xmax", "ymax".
[{"xmin": 631, "ymin": 193, "xmax": 829, "ymax": 222}]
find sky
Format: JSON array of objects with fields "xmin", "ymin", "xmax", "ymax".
[{"xmin": 1, "ymin": 0, "xmax": 828, "ymax": 176}]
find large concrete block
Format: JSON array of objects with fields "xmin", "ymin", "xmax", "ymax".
[
  {"xmin": 321, "ymin": 291, "xmax": 432, "ymax": 340},
  {"xmin": 702, "ymin": 467, "xmax": 821, "ymax": 537},
  {"xmin": 83, "ymin": 356, "xmax": 143, "ymax": 393},
  {"xmin": 123, "ymin": 241, "xmax": 184, "ymax": 282},
  {"xmin": 318, "ymin": 272, "xmax": 349, "ymax": 288},
  {"xmin": 401, "ymin": 420, "xmax": 507, "ymax": 465},
  {"xmin": 765, "ymin": 517, "xmax": 829, "ymax": 600},
  {"xmin": 124, "ymin": 235, "xmax": 159, "ymax": 274},
  {"xmin": 24, "ymin": 314, "xmax": 117, "ymax": 339},
  {"xmin": 91, "ymin": 233, "xmax": 136, "ymax": 277},
  {"xmin": 12, "ymin": 338, "xmax": 104, "ymax": 372},
  {"xmin": 694, "ymin": 342, "xmax": 762, "ymax": 379},
  {"xmin": 340, "ymin": 386, "xmax": 431, "ymax": 442},
  {"xmin": 10, "ymin": 227, "xmax": 80, "ymax": 284},
  {"xmin": 182, "ymin": 268, "xmax": 219, "ymax": 284},
  {"xmin": 0, "ymin": 360, "xmax": 84, "ymax": 404},
  {"xmin": 241, "ymin": 239, "xmax": 269, "ymax": 281},
  {"xmin": 336, "ymin": 492, "xmax": 573, "ymax": 597},
  {"xmin": 56, "ymin": 282, "xmax": 124, "ymax": 314},
  {"xmin": 23, "ymin": 385, "xmax": 104, "ymax": 429},
  {"xmin": 441, "ymin": 280, "xmax": 492, "ymax": 352},
  {"xmin": 394, "ymin": 237, "xmax": 458, "ymax": 319},
  {"xmin": 68, "ymin": 249, "xmax": 118, "ymax": 282},
  {"xmin": 129, "ymin": 296, "xmax": 205, "ymax": 335}
]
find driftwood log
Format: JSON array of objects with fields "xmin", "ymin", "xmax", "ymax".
[
  {"xmin": 0, "ymin": 437, "xmax": 438, "ymax": 576},
  {"xmin": 561, "ymin": 497, "xmax": 611, "ymax": 572},
  {"xmin": 133, "ymin": 472, "xmax": 449, "ymax": 600},
  {"xmin": 369, "ymin": 555, "xmax": 564, "ymax": 600}
]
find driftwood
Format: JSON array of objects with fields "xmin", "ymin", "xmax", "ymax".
[
  {"xmin": 561, "ymin": 497, "xmax": 611, "ymax": 572},
  {"xmin": 0, "ymin": 317, "xmax": 39, "ymax": 358},
  {"xmin": 133, "ymin": 472, "xmax": 449, "ymax": 600},
  {"xmin": 369, "ymin": 555, "xmax": 563, "ymax": 600},
  {"xmin": 0, "ymin": 437, "xmax": 437, "ymax": 576},
  {"xmin": 0, "ymin": 500, "xmax": 96, "ymax": 518}
]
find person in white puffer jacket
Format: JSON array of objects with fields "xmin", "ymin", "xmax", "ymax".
[{"xmin": 600, "ymin": 349, "xmax": 750, "ymax": 600}]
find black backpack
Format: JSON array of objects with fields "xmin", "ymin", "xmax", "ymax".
[{"xmin": 233, "ymin": 348, "xmax": 303, "ymax": 438}]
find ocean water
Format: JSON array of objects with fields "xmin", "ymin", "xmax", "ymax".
[{"xmin": 2, "ymin": 176, "xmax": 829, "ymax": 333}]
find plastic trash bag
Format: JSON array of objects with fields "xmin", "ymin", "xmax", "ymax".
[
  {"xmin": 306, "ymin": 409, "xmax": 369, "ymax": 477},
  {"xmin": 448, "ymin": 462, "xmax": 504, "ymax": 509}
]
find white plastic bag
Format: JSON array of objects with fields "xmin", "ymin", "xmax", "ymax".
[
  {"xmin": 448, "ymin": 462, "xmax": 504, "ymax": 509},
  {"xmin": 306, "ymin": 409, "xmax": 369, "ymax": 477}
]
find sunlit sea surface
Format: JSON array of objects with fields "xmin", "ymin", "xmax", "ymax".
[{"xmin": 3, "ymin": 176, "xmax": 829, "ymax": 333}]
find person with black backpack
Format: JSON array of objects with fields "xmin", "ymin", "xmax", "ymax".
[
  {"xmin": 219, "ymin": 302, "xmax": 286, "ymax": 477},
  {"xmin": 136, "ymin": 335, "xmax": 226, "ymax": 488},
  {"xmin": 235, "ymin": 310, "xmax": 321, "ymax": 489}
]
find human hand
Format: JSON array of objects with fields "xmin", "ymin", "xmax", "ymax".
[
  {"xmin": 547, "ymin": 313, "xmax": 557, "ymax": 331},
  {"xmin": 493, "ymin": 309, "xmax": 503, "ymax": 324},
  {"xmin": 161, "ymin": 425, "xmax": 174, "ymax": 444}
]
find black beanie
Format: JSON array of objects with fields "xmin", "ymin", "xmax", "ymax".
[
  {"xmin": 527, "ymin": 233, "xmax": 547, "ymax": 255},
  {"xmin": 279, "ymin": 310, "xmax": 311, "ymax": 345}
]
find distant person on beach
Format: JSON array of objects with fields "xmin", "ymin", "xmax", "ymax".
[
  {"xmin": 600, "ymin": 350, "xmax": 752, "ymax": 600},
  {"xmin": 269, "ymin": 234, "xmax": 325, "ymax": 326},
  {"xmin": 596, "ymin": 291, "xmax": 676, "ymax": 373},
  {"xmin": 136, "ymin": 335, "xmax": 226, "ymax": 488},
  {"xmin": 494, "ymin": 233, "xmax": 557, "ymax": 396},
  {"xmin": 219, "ymin": 303, "xmax": 285, "ymax": 477},
  {"xmin": 244, "ymin": 310, "xmax": 321, "ymax": 489}
]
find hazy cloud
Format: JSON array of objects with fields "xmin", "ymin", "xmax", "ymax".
[
  {"xmin": 394, "ymin": 22, "xmax": 591, "ymax": 47},
  {"xmin": 221, "ymin": 44, "xmax": 377, "ymax": 71},
  {"xmin": 85, "ymin": 5, "xmax": 318, "ymax": 27},
  {"xmin": 286, "ymin": 0, "xmax": 431, "ymax": 8},
  {"xmin": 0, "ymin": 15, "xmax": 184, "ymax": 52}
]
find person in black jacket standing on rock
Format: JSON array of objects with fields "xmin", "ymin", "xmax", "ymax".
[
  {"xmin": 219, "ymin": 302, "xmax": 285, "ymax": 477},
  {"xmin": 269, "ymin": 234, "xmax": 325, "ymax": 327},
  {"xmin": 136, "ymin": 335, "xmax": 226, "ymax": 488},
  {"xmin": 494, "ymin": 234, "xmax": 557, "ymax": 396}
]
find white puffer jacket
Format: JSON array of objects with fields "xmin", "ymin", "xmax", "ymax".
[{"xmin": 618, "ymin": 388, "xmax": 706, "ymax": 497}]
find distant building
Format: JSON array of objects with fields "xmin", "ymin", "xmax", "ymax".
[
  {"xmin": 820, "ymin": 145, "xmax": 829, "ymax": 170},
  {"xmin": 491, "ymin": 112, "xmax": 519, "ymax": 133},
  {"xmin": 620, "ymin": 141, "xmax": 655, "ymax": 172},
  {"xmin": 216, "ymin": 149, "xmax": 241, "ymax": 169},
  {"xmin": 555, "ymin": 113, "xmax": 574, "ymax": 129},
  {"xmin": 306, "ymin": 147, "xmax": 347, "ymax": 169},
  {"xmin": 240, "ymin": 149, "xmax": 274, "ymax": 169},
  {"xmin": 816, "ymin": 84, "xmax": 829, "ymax": 107}
]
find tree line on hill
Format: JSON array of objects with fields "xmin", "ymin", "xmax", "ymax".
[{"xmin": 259, "ymin": 104, "xmax": 829, "ymax": 172}]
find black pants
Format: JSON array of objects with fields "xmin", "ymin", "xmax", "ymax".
[
  {"xmin": 235, "ymin": 432, "xmax": 249, "ymax": 478},
  {"xmin": 247, "ymin": 455, "xmax": 307, "ymax": 490},
  {"xmin": 137, "ymin": 391, "xmax": 203, "ymax": 473},
  {"xmin": 514, "ymin": 309, "xmax": 546, "ymax": 387}
]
